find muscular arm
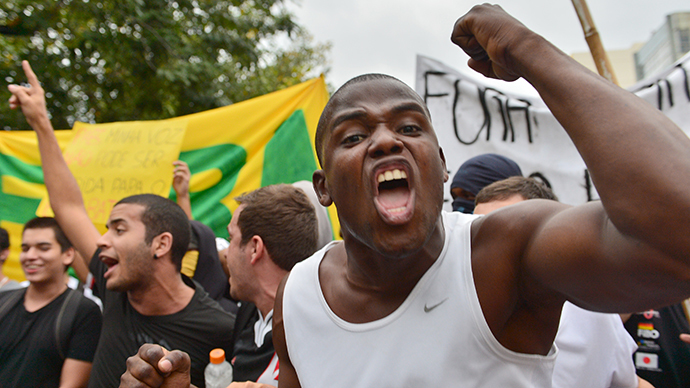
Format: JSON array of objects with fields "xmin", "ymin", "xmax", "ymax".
[
  {"xmin": 273, "ymin": 275, "xmax": 302, "ymax": 388},
  {"xmin": 453, "ymin": 5, "xmax": 690, "ymax": 312},
  {"xmin": 59, "ymin": 359, "xmax": 92, "ymax": 388},
  {"xmin": 8, "ymin": 61, "xmax": 101, "ymax": 264}
]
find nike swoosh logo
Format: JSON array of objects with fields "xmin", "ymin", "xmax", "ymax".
[{"xmin": 424, "ymin": 297, "xmax": 449, "ymax": 313}]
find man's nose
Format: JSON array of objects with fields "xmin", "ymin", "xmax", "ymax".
[
  {"xmin": 96, "ymin": 232, "xmax": 110, "ymax": 248},
  {"xmin": 20, "ymin": 247, "xmax": 38, "ymax": 259},
  {"xmin": 368, "ymin": 127, "xmax": 403, "ymax": 158}
]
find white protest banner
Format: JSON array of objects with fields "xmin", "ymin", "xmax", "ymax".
[{"xmin": 415, "ymin": 53, "xmax": 690, "ymax": 209}]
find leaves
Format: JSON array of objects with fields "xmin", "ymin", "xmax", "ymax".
[{"xmin": 0, "ymin": 0, "xmax": 330, "ymax": 130}]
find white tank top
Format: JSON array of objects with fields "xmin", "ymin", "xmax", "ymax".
[{"xmin": 283, "ymin": 211, "xmax": 557, "ymax": 388}]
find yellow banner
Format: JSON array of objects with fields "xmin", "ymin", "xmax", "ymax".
[
  {"xmin": 37, "ymin": 120, "xmax": 188, "ymax": 224},
  {"xmin": 0, "ymin": 76, "xmax": 336, "ymax": 282}
]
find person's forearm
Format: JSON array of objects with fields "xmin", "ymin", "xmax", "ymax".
[
  {"xmin": 31, "ymin": 110, "xmax": 99, "ymax": 263},
  {"xmin": 33, "ymin": 120, "xmax": 88, "ymax": 220},
  {"xmin": 177, "ymin": 195, "xmax": 193, "ymax": 220},
  {"xmin": 59, "ymin": 359, "xmax": 92, "ymax": 388}
]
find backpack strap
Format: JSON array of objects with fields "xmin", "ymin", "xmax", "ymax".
[
  {"xmin": 55, "ymin": 288, "xmax": 81, "ymax": 361},
  {"xmin": 0, "ymin": 288, "xmax": 26, "ymax": 322}
]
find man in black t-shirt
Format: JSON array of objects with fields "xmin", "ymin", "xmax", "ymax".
[
  {"xmin": 9, "ymin": 61, "xmax": 234, "ymax": 388},
  {"xmin": 0, "ymin": 217, "xmax": 102, "ymax": 388},
  {"xmin": 121, "ymin": 184, "xmax": 319, "ymax": 387}
]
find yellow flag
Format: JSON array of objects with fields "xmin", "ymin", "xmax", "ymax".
[{"xmin": 0, "ymin": 76, "xmax": 335, "ymax": 281}]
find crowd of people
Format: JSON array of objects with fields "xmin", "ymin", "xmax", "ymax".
[{"xmin": 2, "ymin": 4, "xmax": 690, "ymax": 388}]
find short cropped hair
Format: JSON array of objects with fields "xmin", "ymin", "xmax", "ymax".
[
  {"xmin": 115, "ymin": 194, "xmax": 190, "ymax": 270},
  {"xmin": 315, "ymin": 73, "xmax": 429, "ymax": 165},
  {"xmin": 23, "ymin": 217, "xmax": 73, "ymax": 253},
  {"xmin": 475, "ymin": 176, "xmax": 558, "ymax": 204},
  {"xmin": 235, "ymin": 184, "xmax": 318, "ymax": 271},
  {"xmin": 0, "ymin": 227, "xmax": 9, "ymax": 251}
]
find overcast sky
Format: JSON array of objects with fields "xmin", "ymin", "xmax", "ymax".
[{"xmin": 287, "ymin": 0, "xmax": 690, "ymax": 90}]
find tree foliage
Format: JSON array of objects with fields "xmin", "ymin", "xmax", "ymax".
[{"xmin": 0, "ymin": 0, "xmax": 330, "ymax": 130}]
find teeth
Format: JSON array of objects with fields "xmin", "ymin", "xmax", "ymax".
[
  {"xmin": 377, "ymin": 169, "xmax": 407, "ymax": 183},
  {"xmin": 389, "ymin": 206, "xmax": 406, "ymax": 213}
]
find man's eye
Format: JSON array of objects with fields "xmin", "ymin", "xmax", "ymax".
[
  {"xmin": 400, "ymin": 125, "xmax": 420, "ymax": 134},
  {"xmin": 342, "ymin": 134, "xmax": 365, "ymax": 144}
]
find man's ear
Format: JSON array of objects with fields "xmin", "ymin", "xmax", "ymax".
[
  {"xmin": 61, "ymin": 247, "xmax": 76, "ymax": 268},
  {"xmin": 439, "ymin": 148, "xmax": 449, "ymax": 183},
  {"xmin": 312, "ymin": 170, "xmax": 333, "ymax": 207},
  {"xmin": 152, "ymin": 232, "xmax": 174, "ymax": 259},
  {"xmin": 249, "ymin": 235, "xmax": 265, "ymax": 265},
  {"xmin": 0, "ymin": 248, "xmax": 9, "ymax": 262}
]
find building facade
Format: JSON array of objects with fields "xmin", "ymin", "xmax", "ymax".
[{"xmin": 634, "ymin": 12, "xmax": 690, "ymax": 80}]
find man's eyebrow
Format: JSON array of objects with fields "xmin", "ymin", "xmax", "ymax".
[
  {"xmin": 329, "ymin": 110, "xmax": 367, "ymax": 132},
  {"xmin": 391, "ymin": 102, "xmax": 428, "ymax": 117},
  {"xmin": 21, "ymin": 242, "xmax": 52, "ymax": 248},
  {"xmin": 106, "ymin": 218, "xmax": 126, "ymax": 229},
  {"xmin": 329, "ymin": 102, "xmax": 428, "ymax": 132}
]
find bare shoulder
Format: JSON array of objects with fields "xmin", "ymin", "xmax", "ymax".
[{"xmin": 471, "ymin": 199, "xmax": 570, "ymax": 248}]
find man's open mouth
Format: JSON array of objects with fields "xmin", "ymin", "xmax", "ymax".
[
  {"xmin": 374, "ymin": 167, "xmax": 414, "ymax": 223},
  {"xmin": 101, "ymin": 256, "xmax": 119, "ymax": 278}
]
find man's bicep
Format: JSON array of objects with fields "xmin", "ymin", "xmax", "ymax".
[
  {"xmin": 522, "ymin": 200, "xmax": 690, "ymax": 312},
  {"xmin": 60, "ymin": 359, "xmax": 92, "ymax": 388}
]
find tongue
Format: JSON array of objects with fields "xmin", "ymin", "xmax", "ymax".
[{"xmin": 377, "ymin": 186, "xmax": 410, "ymax": 209}]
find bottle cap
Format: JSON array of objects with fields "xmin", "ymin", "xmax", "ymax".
[{"xmin": 209, "ymin": 348, "xmax": 226, "ymax": 364}]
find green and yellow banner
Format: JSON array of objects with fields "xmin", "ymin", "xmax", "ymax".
[{"xmin": 0, "ymin": 76, "xmax": 334, "ymax": 281}]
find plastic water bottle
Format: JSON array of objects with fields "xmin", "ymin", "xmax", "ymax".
[{"xmin": 204, "ymin": 348, "xmax": 233, "ymax": 388}]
